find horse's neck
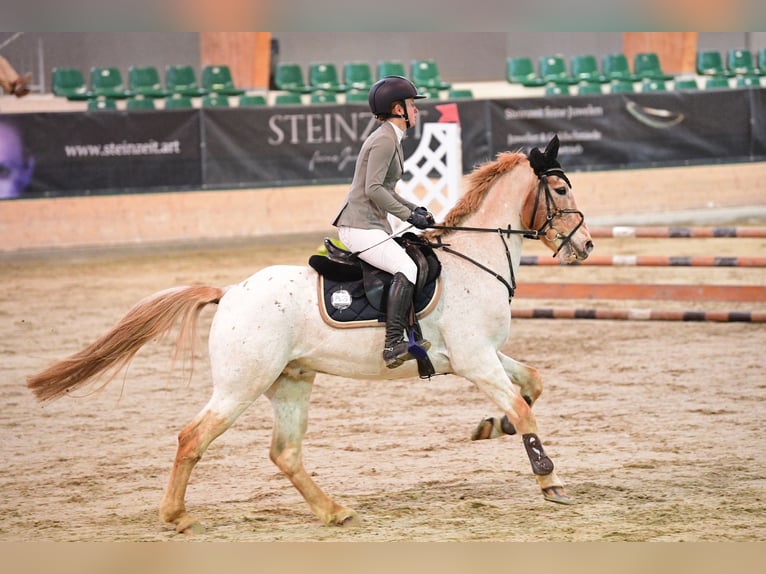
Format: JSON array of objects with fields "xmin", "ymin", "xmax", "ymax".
[{"xmin": 449, "ymin": 172, "xmax": 528, "ymax": 269}]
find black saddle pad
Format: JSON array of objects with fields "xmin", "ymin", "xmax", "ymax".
[
  {"xmin": 309, "ymin": 234, "xmax": 442, "ymax": 327},
  {"xmin": 316, "ymin": 274, "xmax": 440, "ymax": 327}
]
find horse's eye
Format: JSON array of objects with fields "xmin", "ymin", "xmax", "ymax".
[{"xmin": 554, "ymin": 186, "xmax": 567, "ymax": 196}]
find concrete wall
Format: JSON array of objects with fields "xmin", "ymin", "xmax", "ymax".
[
  {"xmin": 3, "ymin": 32, "xmax": 764, "ymax": 93},
  {"xmin": 2, "ymin": 162, "xmax": 764, "ymax": 254}
]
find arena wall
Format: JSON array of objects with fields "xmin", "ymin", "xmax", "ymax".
[{"xmin": 3, "ymin": 162, "xmax": 765, "ymax": 253}]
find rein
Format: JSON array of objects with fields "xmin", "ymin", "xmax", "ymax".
[{"xmin": 428, "ymin": 171, "xmax": 585, "ymax": 303}]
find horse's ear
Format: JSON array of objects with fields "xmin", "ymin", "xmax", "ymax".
[
  {"xmin": 527, "ymin": 146, "xmax": 546, "ymax": 176},
  {"xmin": 544, "ymin": 134, "xmax": 560, "ymax": 161}
]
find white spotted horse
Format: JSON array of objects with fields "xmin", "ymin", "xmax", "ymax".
[{"xmin": 27, "ymin": 135, "xmax": 593, "ymax": 533}]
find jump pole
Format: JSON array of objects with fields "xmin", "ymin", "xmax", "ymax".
[
  {"xmin": 513, "ymin": 308, "xmax": 766, "ymax": 323},
  {"xmin": 515, "ymin": 282, "xmax": 766, "ymax": 302},
  {"xmin": 588, "ymin": 226, "xmax": 766, "ymax": 239},
  {"xmin": 520, "ymin": 255, "xmax": 766, "ymax": 267}
]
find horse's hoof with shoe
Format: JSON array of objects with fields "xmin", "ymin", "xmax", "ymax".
[{"xmin": 542, "ymin": 486, "xmax": 573, "ymax": 505}]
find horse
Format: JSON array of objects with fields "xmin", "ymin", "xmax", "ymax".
[{"xmin": 27, "ymin": 135, "xmax": 593, "ymax": 534}]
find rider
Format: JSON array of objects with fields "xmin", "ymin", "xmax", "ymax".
[{"xmin": 332, "ymin": 75, "xmax": 435, "ymax": 369}]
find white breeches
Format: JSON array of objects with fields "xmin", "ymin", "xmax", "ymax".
[{"xmin": 338, "ymin": 226, "xmax": 417, "ymax": 284}]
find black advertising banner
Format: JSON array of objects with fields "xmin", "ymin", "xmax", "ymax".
[
  {"xmin": 202, "ymin": 105, "xmax": 379, "ymax": 188},
  {"xmin": 751, "ymin": 87, "xmax": 766, "ymax": 158},
  {"xmin": 2, "ymin": 88, "xmax": 764, "ymax": 201},
  {"xmin": 0, "ymin": 110, "xmax": 201, "ymax": 199},
  {"xmin": 202, "ymin": 101, "xmax": 466, "ymax": 189},
  {"xmin": 488, "ymin": 89, "xmax": 757, "ymax": 172}
]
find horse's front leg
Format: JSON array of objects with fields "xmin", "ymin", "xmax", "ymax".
[
  {"xmin": 266, "ymin": 366, "xmax": 360, "ymax": 526},
  {"xmin": 471, "ymin": 352, "xmax": 542, "ymax": 440},
  {"xmin": 451, "ymin": 349, "xmax": 570, "ymax": 504}
]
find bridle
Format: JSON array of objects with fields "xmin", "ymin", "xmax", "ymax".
[
  {"xmin": 527, "ymin": 168, "xmax": 585, "ymax": 256},
  {"xmin": 428, "ymin": 169, "xmax": 585, "ymax": 303}
]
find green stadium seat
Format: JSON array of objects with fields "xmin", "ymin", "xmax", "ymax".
[
  {"xmin": 673, "ymin": 76, "xmax": 699, "ymax": 90},
  {"xmin": 201, "ymin": 65, "xmax": 245, "ymax": 96},
  {"xmin": 640, "ymin": 78, "xmax": 667, "ymax": 92},
  {"xmin": 377, "ymin": 60, "xmax": 406, "ymax": 80},
  {"xmin": 727, "ymin": 49, "xmax": 761, "ymax": 76},
  {"xmin": 758, "ymin": 49, "xmax": 766, "ymax": 74},
  {"xmin": 125, "ymin": 96, "xmax": 156, "ymax": 110},
  {"xmin": 704, "ymin": 76, "xmax": 730, "ymax": 89},
  {"xmin": 602, "ymin": 53, "xmax": 638, "ymax": 81},
  {"xmin": 633, "ymin": 52, "xmax": 673, "ymax": 81},
  {"xmin": 696, "ymin": 50, "xmax": 733, "ymax": 77},
  {"xmin": 311, "ymin": 90, "xmax": 337, "ymax": 104},
  {"xmin": 52, "ymin": 67, "xmax": 91, "ymax": 100},
  {"xmin": 345, "ymin": 89, "xmax": 368, "ymax": 103},
  {"xmin": 309, "ymin": 63, "xmax": 347, "ymax": 92},
  {"xmin": 576, "ymin": 81, "xmax": 602, "ymax": 95},
  {"xmin": 410, "ymin": 59, "xmax": 451, "ymax": 90},
  {"xmin": 238, "ymin": 94, "xmax": 267, "ymax": 106},
  {"xmin": 202, "ymin": 93, "xmax": 230, "ymax": 107},
  {"xmin": 609, "ymin": 79, "xmax": 635, "ymax": 93},
  {"xmin": 90, "ymin": 66, "xmax": 130, "ymax": 99},
  {"xmin": 274, "ymin": 63, "xmax": 314, "ymax": 94},
  {"xmin": 87, "ymin": 97, "xmax": 117, "ymax": 110},
  {"xmin": 539, "ymin": 55, "xmax": 576, "ymax": 85},
  {"xmin": 448, "ymin": 88, "xmax": 473, "ymax": 99},
  {"xmin": 343, "ymin": 61, "xmax": 374, "ymax": 91},
  {"xmin": 275, "ymin": 92, "xmax": 303, "ymax": 105},
  {"xmin": 166, "ymin": 65, "xmax": 206, "ymax": 97},
  {"xmin": 128, "ymin": 66, "xmax": 168, "ymax": 98},
  {"xmin": 163, "ymin": 94, "xmax": 194, "ymax": 109},
  {"xmin": 736, "ymin": 75, "xmax": 761, "ymax": 88},
  {"xmin": 545, "ymin": 83, "xmax": 570, "ymax": 96},
  {"xmin": 571, "ymin": 55, "xmax": 607, "ymax": 83},
  {"xmin": 506, "ymin": 57, "xmax": 545, "ymax": 86}
]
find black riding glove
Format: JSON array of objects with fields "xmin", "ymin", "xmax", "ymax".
[{"xmin": 407, "ymin": 206, "xmax": 435, "ymax": 229}]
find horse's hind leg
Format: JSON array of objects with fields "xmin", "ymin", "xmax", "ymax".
[
  {"xmin": 159, "ymin": 392, "xmax": 254, "ymax": 533},
  {"xmin": 266, "ymin": 366, "xmax": 359, "ymax": 526}
]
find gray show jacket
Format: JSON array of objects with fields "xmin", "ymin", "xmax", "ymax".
[{"xmin": 332, "ymin": 121, "xmax": 417, "ymax": 234}]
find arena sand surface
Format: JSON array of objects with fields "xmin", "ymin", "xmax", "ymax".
[{"xmin": 1, "ymin": 218, "xmax": 765, "ymax": 542}]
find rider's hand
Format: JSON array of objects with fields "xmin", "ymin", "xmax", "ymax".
[{"xmin": 407, "ymin": 206, "xmax": 434, "ymax": 229}]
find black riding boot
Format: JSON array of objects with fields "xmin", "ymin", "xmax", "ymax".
[{"xmin": 383, "ymin": 273, "xmax": 430, "ymax": 369}]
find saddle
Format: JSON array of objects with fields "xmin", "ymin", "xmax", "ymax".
[
  {"xmin": 308, "ymin": 233, "xmax": 442, "ymax": 378},
  {"xmin": 308, "ymin": 232, "xmax": 442, "ymax": 326}
]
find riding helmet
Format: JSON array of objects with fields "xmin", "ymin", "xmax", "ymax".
[{"xmin": 368, "ymin": 75, "xmax": 426, "ymax": 118}]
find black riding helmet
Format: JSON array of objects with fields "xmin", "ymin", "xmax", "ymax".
[{"xmin": 368, "ymin": 75, "xmax": 426, "ymax": 128}]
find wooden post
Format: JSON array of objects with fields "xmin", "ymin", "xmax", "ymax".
[
  {"xmin": 199, "ymin": 32, "xmax": 272, "ymax": 90},
  {"xmin": 623, "ymin": 32, "xmax": 698, "ymax": 75}
]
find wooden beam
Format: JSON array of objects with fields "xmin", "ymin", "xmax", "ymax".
[
  {"xmin": 199, "ymin": 32, "xmax": 272, "ymax": 90},
  {"xmin": 623, "ymin": 32, "xmax": 697, "ymax": 75}
]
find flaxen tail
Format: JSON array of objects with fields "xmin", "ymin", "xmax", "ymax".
[{"xmin": 27, "ymin": 285, "xmax": 224, "ymax": 402}]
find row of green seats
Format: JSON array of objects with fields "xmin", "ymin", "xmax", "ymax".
[
  {"xmin": 507, "ymin": 53, "xmax": 675, "ymax": 87},
  {"xmin": 275, "ymin": 59, "xmax": 455, "ymax": 97},
  {"xmin": 53, "ymin": 64, "xmax": 246, "ymax": 101}
]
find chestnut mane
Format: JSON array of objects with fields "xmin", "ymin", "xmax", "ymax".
[{"xmin": 424, "ymin": 151, "xmax": 529, "ymax": 241}]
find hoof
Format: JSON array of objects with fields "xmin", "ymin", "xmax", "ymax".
[
  {"xmin": 327, "ymin": 508, "xmax": 360, "ymax": 527},
  {"xmin": 339, "ymin": 513, "xmax": 361, "ymax": 527},
  {"xmin": 175, "ymin": 515, "xmax": 205, "ymax": 534},
  {"xmin": 471, "ymin": 417, "xmax": 496, "ymax": 440},
  {"xmin": 542, "ymin": 486, "xmax": 573, "ymax": 505},
  {"xmin": 471, "ymin": 416, "xmax": 516, "ymax": 440}
]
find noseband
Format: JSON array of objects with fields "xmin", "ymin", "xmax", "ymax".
[{"xmin": 527, "ymin": 168, "xmax": 585, "ymax": 256}]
